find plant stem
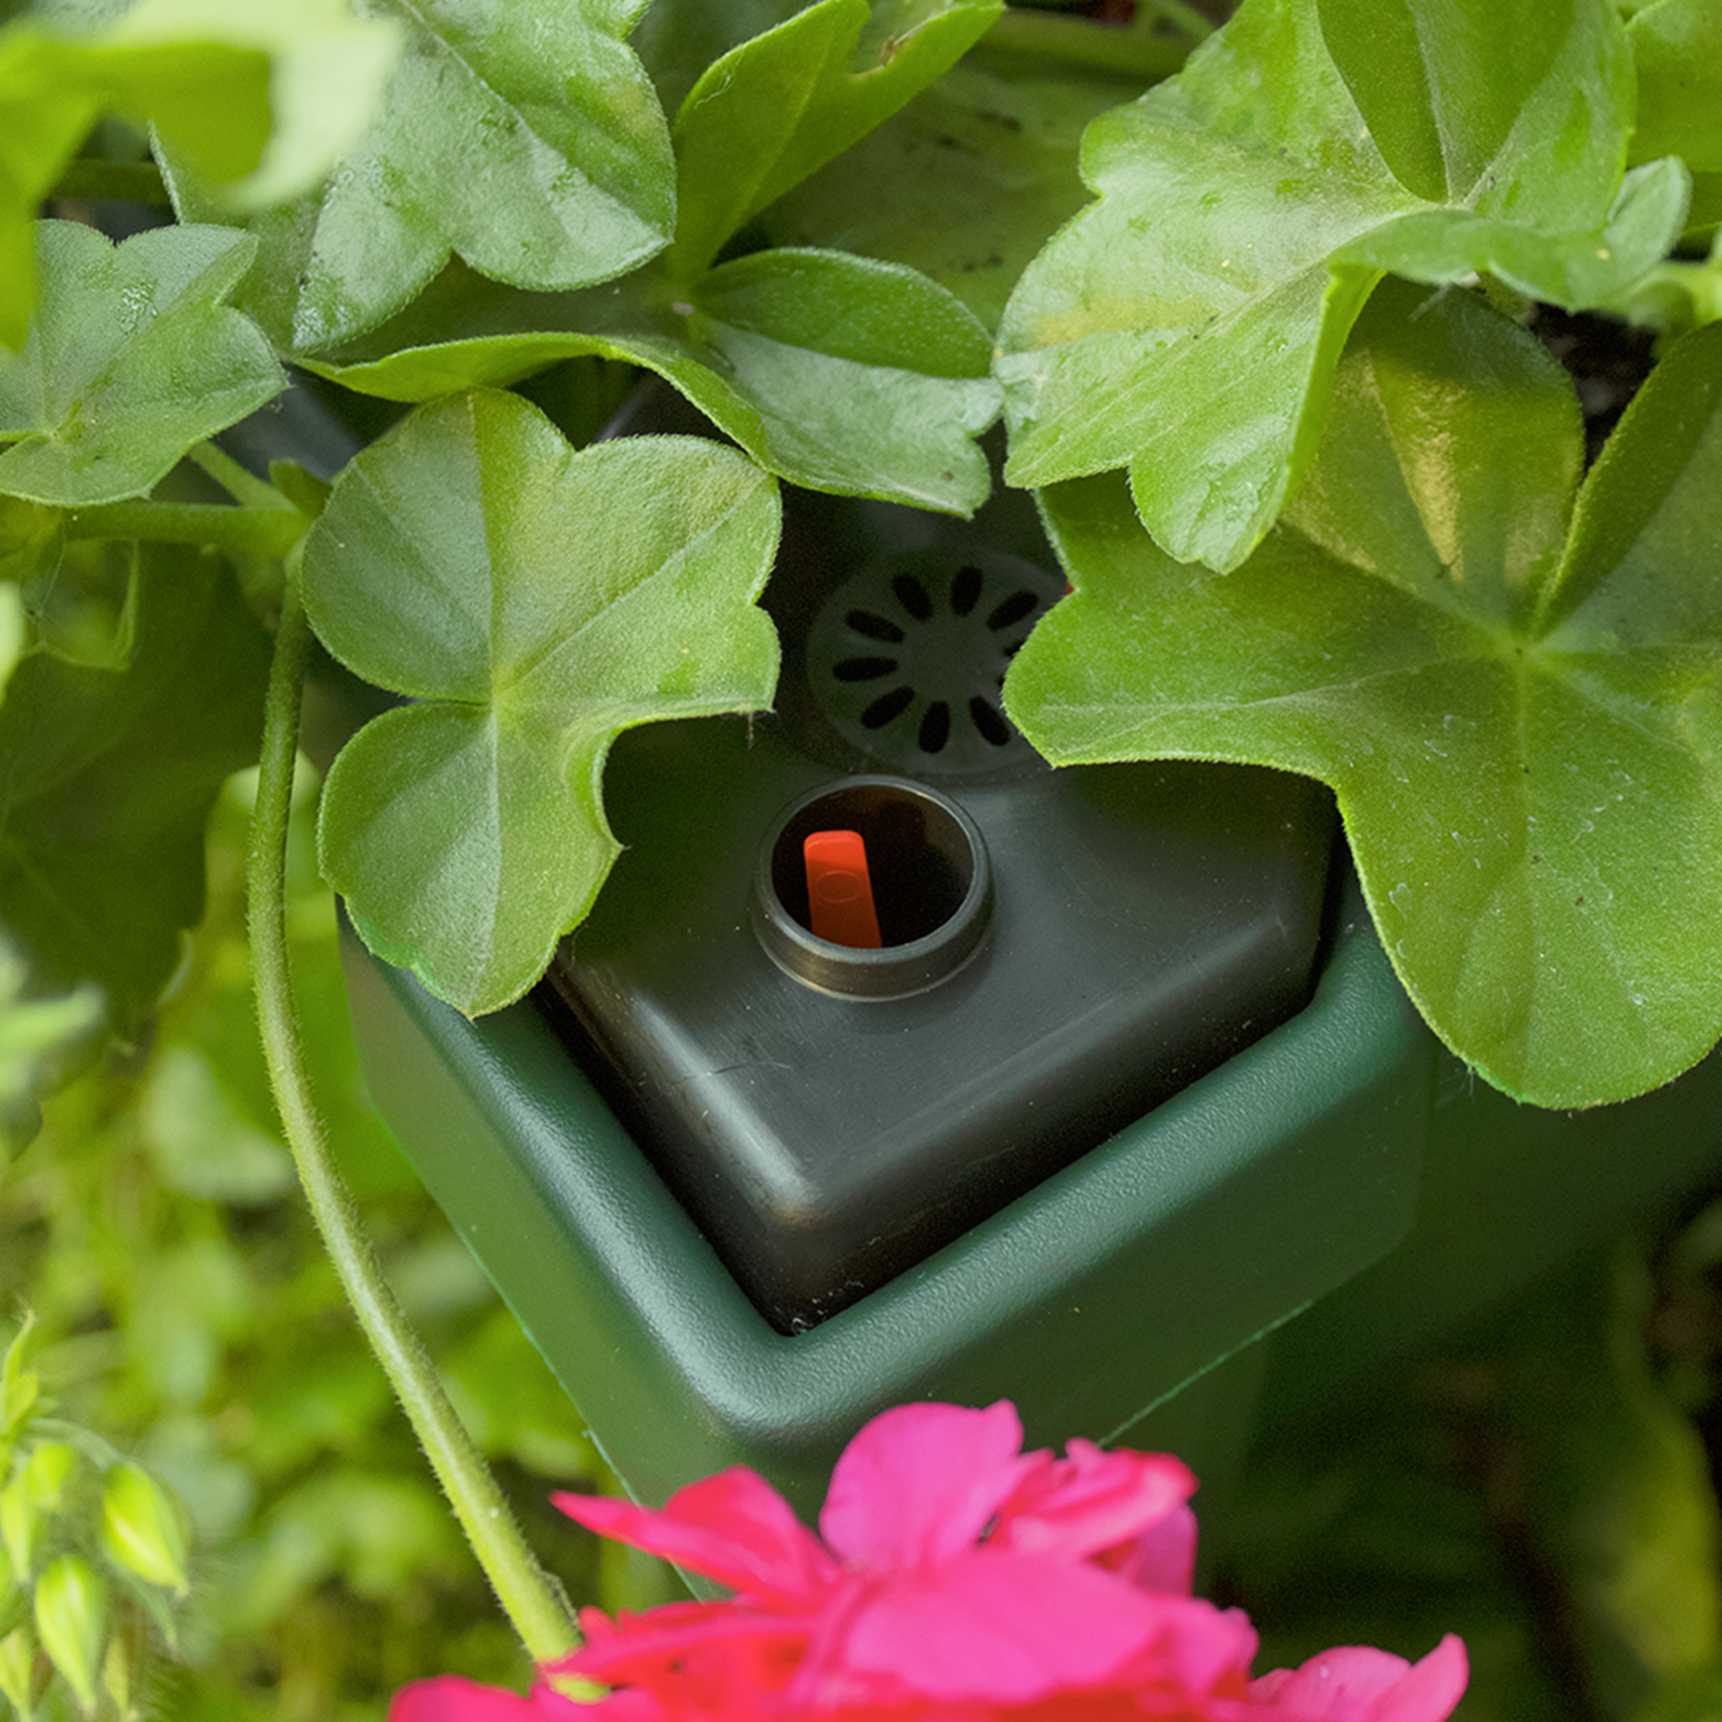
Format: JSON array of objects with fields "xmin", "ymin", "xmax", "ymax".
[
  {"xmin": 50, "ymin": 159, "xmax": 170, "ymax": 205},
  {"xmin": 988, "ymin": 0, "xmax": 1210, "ymax": 81},
  {"xmin": 1143, "ymin": 0, "xmax": 1215, "ymax": 43},
  {"xmin": 188, "ymin": 441, "xmax": 292, "ymax": 512},
  {"xmin": 64, "ymin": 501, "xmax": 304, "ymax": 559},
  {"xmin": 248, "ymin": 578, "xmax": 580, "ymax": 1668}
]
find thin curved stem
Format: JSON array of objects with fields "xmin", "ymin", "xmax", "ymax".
[{"xmin": 248, "ymin": 577, "xmax": 579, "ymax": 1668}]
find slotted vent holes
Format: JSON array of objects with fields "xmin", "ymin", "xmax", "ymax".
[{"xmin": 806, "ymin": 550, "xmax": 1064, "ymax": 780}]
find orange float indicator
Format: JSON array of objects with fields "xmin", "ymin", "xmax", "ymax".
[{"xmin": 803, "ymin": 829, "xmax": 883, "ymax": 950}]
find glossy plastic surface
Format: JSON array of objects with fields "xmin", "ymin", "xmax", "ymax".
[
  {"xmin": 1263, "ymin": 1047, "xmax": 1722, "ymax": 1419},
  {"xmin": 343, "ymin": 876, "xmax": 1432, "ymax": 1514},
  {"xmin": 555, "ymin": 717, "xmax": 1335, "ymax": 1331},
  {"xmin": 545, "ymin": 400, "xmax": 1337, "ymax": 1330}
]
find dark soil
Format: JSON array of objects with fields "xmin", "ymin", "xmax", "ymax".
[{"xmin": 1529, "ymin": 307, "xmax": 1660, "ymax": 464}]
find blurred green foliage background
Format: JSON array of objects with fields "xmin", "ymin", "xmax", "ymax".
[
  {"xmin": 0, "ymin": 770, "xmax": 678, "ymax": 1720},
  {"xmin": 3, "ymin": 765, "xmax": 1721, "ymax": 1718}
]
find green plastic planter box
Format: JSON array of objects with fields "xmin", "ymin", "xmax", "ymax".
[
  {"xmin": 307, "ymin": 381, "xmax": 1722, "ymax": 1517},
  {"xmin": 344, "ymin": 891, "xmax": 1722, "ymax": 1517},
  {"xmin": 342, "ymin": 855, "xmax": 1431, "ymax": 1515}
]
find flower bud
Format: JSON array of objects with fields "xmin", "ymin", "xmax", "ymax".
[
  {"xmin": 0, "ymin": 1318, "xmax": 38, "ymax": 1441},
  {"xmin": 0, "ymin": 1475, "xmax": 36, "ymax": 1583},
  {"xmin": 101, "ymin": 1635, "xmax": 135, "ymax": 1722},
  {"xmin": 33, "ymin": 1554, "xmax": 107, "ymax": 1717},
  {"xmin": 0, "ymin": 1624, "xmax": 34, "ymax": 1721},
  {"xmin": 21, "ymin": 1444, "xmax": 75, "ymax": 1513},
  {"xmin": 99, "ymin": 1464, "xmax": 189, "ymax": 1597}
]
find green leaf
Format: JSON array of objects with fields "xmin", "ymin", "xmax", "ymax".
[
  {"xmin": 1633, "ymin": 1671, "xmax": 1722, "ymax": 1722},
  {"xmin": 127, "ymin": 1234, "xmax": 256, "ymax": 1404},
  {"xmin": 0, "ymin": 581, "xmax": 21, "ymax": 690},
  {"xmin": 140, "ymin": 1043, "xmax": 294, "ymax": 1205},
  {"xmin": 233, "ymin": 1468, "xmax": 463, "ymax": 1632},
  {"xmin": 0, "ymin": 548, "xmax": 269, "ymax": 1031},
  {"xmin": 997, "ymin": 0, "xmax": 1689, "ymax": 572},
  {"xmin": 303, "ymin": 248, "xmax": 1002, "ymax": 516},
  {"xmin": 4, "ymin": 497, "xmax": 139, "ymax": 670},
  {"xmin": 1506, "ymin": 1255, "xmax": 1722, "ymax": 1715},
  {"xmin": 0, "ymin": 0, "xmax": 400, "ymax": 347},
  {"xmin": 0, "ymin": 222, "xmax": 282, "ymax": 507},
  {"xmin": 1609, "ymin": 226, "xmax": 1722, "ymax": 335},
  {"xmin": 164, "ymin": 0, "xmax": 676, "ymax": 354},
  {"xmin": 1694, "ymin": 172, "xmax": 1722, "ymax": 238},
  {"xmin": 760, "ymin": 47, "xmax": 1138, "ymax": 329},
  {"xmin": 631, "ymin": 0, "xmax": 801, "ymax": 115},
  {"xmin": 1007, "ymin": 283, "xmax": 1722, "ymax": 1107},
  {"xmin": 0, "ymin": 1314, "xmax": 38, "ymax": 1440},
  {"xmin": 0, "ymin": 941, "xmax": 101, "ymax": 1163},
  {"xmin": 0, "ymin": 497, "xmax": 57, "ymax": 587},
  {"xmin": 303, "ymin": 390, "xmax": 781, "ymax": 1015},
  {"xmin": 121, "ymin": 0, "xmax": 401, "ymax": 211},
  {"xmin": 1229, "ymin": 1411, "xmax": 1569, "ymax": 1722},
  {"xmin": 1629, "ymin": 0, "xmax": 1722, "ymax": 175},
  {"xmin": 663, "ymin": 0, "xmax": 1003, "ymax": 279},
  {"xmin": 444, "ymin": 1308, "xmax": 596, "ymax": 1479}
]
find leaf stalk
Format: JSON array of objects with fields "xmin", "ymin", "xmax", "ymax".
[
  {"xmin": 987, "ymin": 1, "xmax": 1210, "ymax": 81},
  {"xmin": 246, "ymin": 575, "xmax": 580, "ymax": 1669},
  {"xmin": 64, "ymin": 501, "xmax": 304, "ymax": 559}
]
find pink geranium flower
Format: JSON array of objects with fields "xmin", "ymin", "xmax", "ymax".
[{"xmin": 392, "ymin": 1401, "xmax": 1466, "ymax": 1722}]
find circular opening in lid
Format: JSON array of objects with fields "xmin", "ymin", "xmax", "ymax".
[{"xmin": 753, "ymin": 777, "xmax": 992, "ymax": 999}]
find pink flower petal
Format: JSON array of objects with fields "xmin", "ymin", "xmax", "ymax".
[
  {"xmin": 1117, "ymin": 1595, "xmax": 1258, "ymax": 1698},
  {"xmin": 1110, "ymin": 1504, "xmax": 1200, "ymax": 1596},
  {"xmin": 388, "ymin": 1678, "xmax": 581, "ymax": 1720},
  {"xmin": 561, "ymin": 1600, "xmax": 810, "ymax": 1690},
  {"xmin": 994, "ymin": 1439, "xmax": 1196, "ymax": 1567},
  {"xmin": 814, "ymin": 1549, "xmax": 1177, "ymax": 1702},
  {"xmin": 818, "ymin": 1401, "xmax": 1033, "ymax": 1569},
  {"xmin": 1252, "ymin": 1636, "xmax": 1468, "ymax": 1720},
  {"xmin": 554, "ymin": 1470, "xmax": 835, "ymax": 1602}
]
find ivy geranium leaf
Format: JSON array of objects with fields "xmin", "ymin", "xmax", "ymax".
[
  {"xmin": 302, "ymin": 248, "xmax": 1002, "ymax": 516},
  {"xmin": 96, "ymin": 0, "xmax": 399, "ymax": 209},
  {"xmin": 1629, "ymin": 0, "xmax": 1722, "ymax": 178},
  {"xmin": 1503, "ymin": 1257, "xmax": 1722, "ymax": 1712},
  {"xmin": 0, "ymin": 0, "xmax": 399, "ymax": 347},
  {"xmin": 4, "ymin": 481, "xmax": 140, "ymax": 671},
  {"xmin": 272, "ymin": 1, "xmax": 1004, "ymax": 515},
  {"xmin": 0, "ymin": 549, "xmax": 269, "ymax": 1030},
  {"xmin": 0, "ymin": 221, "xmax": 282, "ymax": 506},
  {"xmin": 1614, "ymin": 228, "xmax": 1722, "ymax": 335},
  {"xmin": 998, "ymin": 0, "xmax": 1691, "ymax": 574},
  {"xmin": 1006, "ymin": 283, "xmax": 1722, "ymax": 1108},
  {"xmin": 760, "ymin": 47, "xmax": 1137, "ymax": 329},
  {"xmin": 303, "ymin": 389, "xmax": 782, "ymax": 1016},
  {"xmin": 663, "ymin": 0, "xmax": 1003, "ymax": 279},
  {"xmin": 1627, "ymin": 0, "xmax": 1722, "ymax": 238},
  {"xmin": 164, "ymin": 0, "xmax": 676, "ymax": 354},
  {"xmin": 630, "ymin": 0, "xmax": 800, "ymax": 115},
  {"xmin": 23, "ymin": 540, "xmax": 139, "ymax": 670},
  {"xmin": 0, "ymin": 494, "xmax": 60, "ymax": 587}
]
